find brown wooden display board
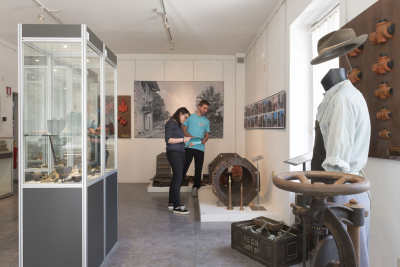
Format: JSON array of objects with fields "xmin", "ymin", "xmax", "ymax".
[
  {"xmin": 339, "ymin": 0, "xmax": 400, "ymax": 160},
  {"xmin": 117, "ymin": 95, "xmax": 131, "ymax": 138}
]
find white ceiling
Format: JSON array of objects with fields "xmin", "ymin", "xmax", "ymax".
[{"xmin": 0, "ymin": 0, "xmax": 280, "ymax": 55}]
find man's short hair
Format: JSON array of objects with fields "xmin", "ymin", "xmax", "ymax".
[{"xmin": 199, "ymin": 100, "xmax": 210, "ymax": 107}]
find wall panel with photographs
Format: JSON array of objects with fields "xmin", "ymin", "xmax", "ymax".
[{"xmin": 244, "ymin": 91, "xmax": 285, "ymax": 129}]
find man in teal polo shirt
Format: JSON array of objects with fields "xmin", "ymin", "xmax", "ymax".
[{"xmin": 182, "ymin": 100, "xmax": 210, "ymax": 196}]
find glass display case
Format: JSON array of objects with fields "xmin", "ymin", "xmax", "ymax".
[
  {"xmin": 18, "ymin": 24, "xmax": 118, "ymax": 267},
  {"xmin": 0, "ymin": 137, "xmax": 13, "ymax": 199}
]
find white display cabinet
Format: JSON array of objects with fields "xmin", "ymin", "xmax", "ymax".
[{"xmin": 18, "ymin": 24, "xmax": 118, "ymax": 267}]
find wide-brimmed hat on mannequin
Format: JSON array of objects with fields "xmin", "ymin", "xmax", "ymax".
[{"xmin": 311, "ymin": 28, "xmax": 368, "ymax": 65}]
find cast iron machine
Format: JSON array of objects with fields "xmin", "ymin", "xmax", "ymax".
[{"xmin": 273, "ymin": 171, "xmax": 370, "ymax": 267}]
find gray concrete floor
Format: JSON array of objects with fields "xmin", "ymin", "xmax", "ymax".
[{"xmin": 0, "ymin": 183, "xmax": 263, "ymax": 267}]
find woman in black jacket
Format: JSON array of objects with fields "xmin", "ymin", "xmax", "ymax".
[{"xmin": 165, "ymin": 107, "xmax": 193, "ymax": 214}]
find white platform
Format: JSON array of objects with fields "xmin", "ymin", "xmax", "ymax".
[
  {"xmin": 147, "ymin": 182, "xmax": 193, "ymax": 193},
  {"xmin": 198, "ymin": 185, "xmax": 283, "ymax": 222}
]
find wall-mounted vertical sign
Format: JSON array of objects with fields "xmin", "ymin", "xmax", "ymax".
[
  {"xmin": 118, "ymin": 95, "xmax": 131, "ymax": 138},
  {"xmin": 6, "ymin": 87, "xmax": 11, "ymax": 95}
]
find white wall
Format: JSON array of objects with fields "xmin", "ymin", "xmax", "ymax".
[
  {"xmin": 0, "ymin": 40, "xmax": 18, "ymax": 139},
  {"xmin": 339, "ymin": 1, "xmax": 400, "ymax": 266},
  {"xmin": 117, "ymin": 54, "xmax": 243, "ymax": 183}
]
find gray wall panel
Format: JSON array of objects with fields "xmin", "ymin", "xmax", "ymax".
[
  {"xmin": 22, "ymin": 24, "xmax": 81, "ymax": 38},
  {"xmin": 105, "ymin": 45, "xmax": 117, "ymax": 66},
  {"xmin": 88, "ymin": 180, "xmax": 104, "ymax": 267},
  {"xmin": 87, "ymin": 27, "xmax": 104, "ymax": 54},
  {"xmin": 106, "ymin": 172, "xmax": 118, "ymax": 254},
  {"xmin": 23, "ymin": 188, "xmax": 82, "ymax": 267}
]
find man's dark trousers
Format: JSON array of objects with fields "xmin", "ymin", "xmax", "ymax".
[{"xmin": 182, "ymin": 147, "xmax": 204, "ymax": 189}]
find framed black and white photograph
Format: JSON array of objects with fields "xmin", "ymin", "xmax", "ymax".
[
  {"xmin": 134, "ymin": 81, "xmax": 224, "ymax": 138},
  {"xmin": 278, "ymin": 110, "xmax": 285, "ymax": 127},
  {"xmin": 253, "ymin": 103, "xmax": 258, "ymax": 115},
  {"xmin": 272, "ymin": 95, "xmax": 278, "ymax": 111},
  {"xmin": 258, "ymin": 101, "xmax": 263, "ymax": 115},
  {"xmin": 258, "ymin": 114, "xmax": 264, "ymax": 128},
  {"xmin": 272, "ymin": 111, "xmax": 278, "ymax": 127},
  {"xmin": 244, "ymin": 90, "xmax": 285, "ymax": 129},
  {"xmin": 266, "ymin": 113, "xmax": 272, "ymax": 127},
  {"xmin": 263, "ymin": 99, "xmax": 268, "ymax": 113},
  {"xmin": 267, "ymin": 98, "xmax": 273, "ymax": 113}
]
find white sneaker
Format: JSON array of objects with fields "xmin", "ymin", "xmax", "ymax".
[
  {"xmin": 168, "ymin": 203, "xmax": 173, "ymax": 211},
  {"xmin": 192, "ymin": 187, "xmax": 198, "ymax": 197},
  {"xmin": 173, "ymin": 206, "xmax": 190, "ymax": 215}
]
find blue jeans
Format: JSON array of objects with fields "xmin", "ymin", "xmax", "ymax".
[{"xmin": 166, "ymin": 151, "xmax": 185, "ymax": 208}]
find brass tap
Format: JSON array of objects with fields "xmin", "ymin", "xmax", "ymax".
[
  {"xmin": 376, "ymin": 107, "xmax": 392, "ymax": 120},
  {"xmin": 378, "ymin": 128, "xmax": 391, "ymax": 139},
  {"xmin": 369, "ymin": 19, "xmax": 395, "ymax": 45},
  {"xmin": 372, "ymin": 54, "xmax": 394, "ymax": 75},
  {"xmin": 374, "ymin": 81, "xmax": 393, "ymax": 99}
]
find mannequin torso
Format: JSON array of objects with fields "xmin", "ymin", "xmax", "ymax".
[{"xmin": 321, "ymin": 68, "xmax": 348, "ymax": 91}]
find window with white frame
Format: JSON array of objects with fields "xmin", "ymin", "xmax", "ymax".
[{"xmin": 310, "ymin": 6, "xmax": 340, "ymax": 121}]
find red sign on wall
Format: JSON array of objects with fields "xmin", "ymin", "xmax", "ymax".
[{"xmin": 6, "ymin": 87, "xmax": 11, "ymax": 95}]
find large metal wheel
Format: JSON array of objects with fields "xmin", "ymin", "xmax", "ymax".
[{"xmin": 273, "ymin": 171, "xmax": 370, "ymax": 197}]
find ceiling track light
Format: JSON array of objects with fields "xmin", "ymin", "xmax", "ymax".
[
  {"xmin": 34, "ymin": 0, "xmax": 65, "ymax": 24},
  {"xmin": 157, "ymin": 0, "xmax": 174, "ymax": 51}
]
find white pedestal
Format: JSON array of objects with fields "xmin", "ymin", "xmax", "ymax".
[
  {"xmin": 147, "ymin": 182, "xmax": 193, "ymax": 193},
  {"xmin": 198, "ymin": 185, "xmax": 283, "ymax": 222}
]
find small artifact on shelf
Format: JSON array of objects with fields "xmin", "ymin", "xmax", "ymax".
[
  {"xmin": 347, "ymin": 67, "xmax": 362, "ymax": 83},
  {"xmin": 346, "ymin": 44, "xmax": 363, "ymax": 58},
  {"xmin": 372, "ymin": 54, "xmax": 394, "ymax": 75},
  {"xmin": 374, "ymin": 81, "xmax": 393, "ymax": 99},
  {"xmin": 40, "ymin": 170, "xmax": 60, "ymax": 183},
  {"xmin": 71, "ymin": 175, "xmax": 82, "ymax": 182},
  {"xmin": 369, "ymin": 19, "xmax": 395, "ymax": 45},
  {"xmin": 379, "ymin": 128, "xmax": 391, "ymax": 139},
  {"xmin": 376, "ymin": 107, "xmax": 392, "ymax": 120},
  {"xmin": 56, "ymin": 166, "xmax": 72, "ymax": 182}
]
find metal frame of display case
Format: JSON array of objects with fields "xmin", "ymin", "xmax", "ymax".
[
  {"xmin": 0, "ymin": 137, "xmax": 14, "ymax": 200},
  {"xmin": 18, "ymin": 24, "xmax": 118, "ymax": 267}
]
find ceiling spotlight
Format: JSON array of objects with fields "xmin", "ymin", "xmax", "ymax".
[
  {"xmin": 111, "ymin": 78, "xmax": 113, "ymax": 80},
  {"xmin": 38, "ymin": 7, "xmax": 45, "ymax": 21},
  {"xmin": 63, "ymin": 45, "xmax": 68, "ymax": 48},
  {"xmin": 164, "ymin": 15, "xmax": 170, "ymax": 29},
  {"xmin": 87, "ymin": 59, "xmax": 89, "ymax": 62},
  {"xmin": 32, "ymin": 77, "xmax": 34, "ymax": 78},
  {"xmin": 35, "ymin": 59, "xmax": 39, "ymax": 62},
  {"xmin": 63, "ymin": 87, "xmax": 67, "ymax": 90}
]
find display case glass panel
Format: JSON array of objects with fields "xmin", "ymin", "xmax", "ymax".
[
  {"xmin": 105, "ymin": 61, "xmax": 116, "ymax": 173},
  {"xmin": 86, "ymin": 45, "xmax": 103, "ymax": 181},
  {"xmin": 23, "ymin": 42, "xmax": 83, "ymax": 184}
]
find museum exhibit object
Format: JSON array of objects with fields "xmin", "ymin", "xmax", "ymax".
[
  {"xmin": 378, "ymin": 128, "xmax": 391, "ymax": 138},
  {"xmin": 151, "ymin": 152, "xmax": 189, "ymax": 187},
  {"xmin": 209, "ymin": 153, "xmax": 258, "ymax": 207},
  {"xmin": 347, "ymin": 67, "xmax": 362, "ymax": 84},
  {"xmin": 374, "ymin": 81, "xmax": 393, "ymax": 99},
  {"xmin": 376, "ymin": 107, "xmax": 392, "ymax": 120},
  {"xmin": 273, "ymin": 171, "xmax": 370, "ymax": 267},
  {"xmin": 369, "ymin": 19, "xmax": 395, "ymax": 45},
  {"xmin": 0, "ymin": 137, "xmax": 14, "ymax": 199},
  {"xmin": 346, "ymin": 44, "xmax": 363, "ymax": 58},
  {"xmin": 372, "ymin": 54, "xmax": 394, "ymax": 74},
  {"xmin": 231, "ymin": 216, "xmax": 306, "ymax": 266},
  {"xmin": 18, "ymin": 24, "xmax": 118, "ymax": 267},
  {"xmin": 251, "ymin": 155, "xmax": 265, "ymax": 211}
]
